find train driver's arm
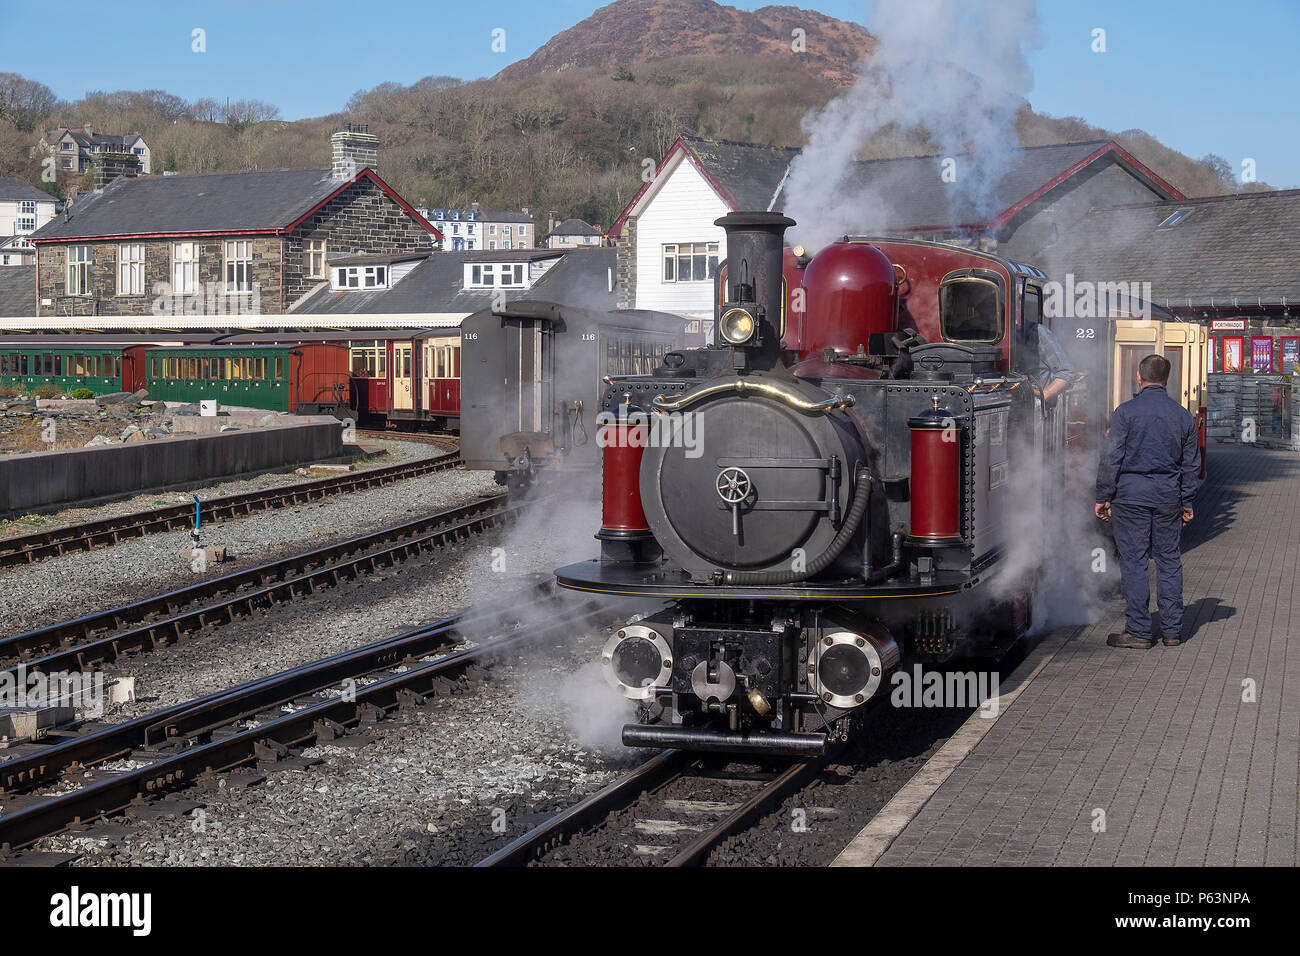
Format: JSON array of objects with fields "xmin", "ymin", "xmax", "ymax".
[
  {"xmin": 1032, "ymin": 324, "xmax": 1074, "ymax": 403},
  {"xmin": 1039, "ymin": 375, "xmax": 1071, "ymax": 403}
]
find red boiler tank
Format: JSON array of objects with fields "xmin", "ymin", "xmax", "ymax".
[
  {"xmin": 799, "ymin": 241, "xmax": 897, "ymax": 360},
  {"xmin": 906, "ymin": 396, "xmax": 964, "ymax": 548},
  {"xmin": 598, "ymin": 420, "xmax": 650, "ymax": 540}
]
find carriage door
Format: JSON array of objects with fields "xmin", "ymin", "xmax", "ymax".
[
  {"xmin": 1112, "ymin": 319, "xmax": 1159, "ymax": 411},
  {"xmin": 515, "ymin": 320, "xmax": 543, "ymax": 433},
  {"xmin": 393, "ymin": 343, "xmax": 413, "ymax": 411}
]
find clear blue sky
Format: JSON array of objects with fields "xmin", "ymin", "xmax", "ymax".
[{"xmin": 3, "ymin": 0, "xmax": 1296, "ymax": 187}]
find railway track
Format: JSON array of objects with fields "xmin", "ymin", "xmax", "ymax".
[
  {"xmin": 478, "ymin": 746, "xmax": 833, "ymax": 866},
  {"xmin": 0, "ymin": 446, "xmax": 461, "ymax": 568},
  {"xmin": 355, "ymin": 428, "xmax": 456, "ymax": 445},
  {"xmin": 0, "ymin": 494, "xmax": 523, "ymax": 680},
  {"xmin": 0, "ymin": 590, "xmax": 612, "ymax": 859}
]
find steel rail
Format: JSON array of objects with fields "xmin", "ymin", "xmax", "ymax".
[
  {"xmin": 474, "ymin": 749, "xmax": 688, "ymax": 867},
  {"xmin": 0, "ymin": 495, "xmax": 520, "ymax": 672},
  {"xmin": 0, "ymin": 448, "xmax": 461, "ymax": 568},
  {"xmin": 478, "ymin": 745, "xmax": 836, "ymax": 866},
  {"xmin": 664, "ymin": 755, "xmax": 827, "ymax": 866},
  {"xmin": 0, "ymin": 600, "xmax": 608, "ymax": 856},
  {"xmin": 355, "ymin": 429, "xmax": 457, "ymax": 445},
  {"xmin": 0, "ymin": 584, "xmax": 572, "ymax": 795}
]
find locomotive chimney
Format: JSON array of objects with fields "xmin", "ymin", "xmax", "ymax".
[{"xmin": 715, "ymin": 212, "xmax": 795, "ymax": 369}]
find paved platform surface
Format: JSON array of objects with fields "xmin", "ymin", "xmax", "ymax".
[{"xmin": 866, "ymin": 444, "xmax": 1298, "ymax": 866}]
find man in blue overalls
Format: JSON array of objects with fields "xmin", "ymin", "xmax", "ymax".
[{"xmin": 1094, "ymin": 354, "xmax": 1200, "ymax": 648}]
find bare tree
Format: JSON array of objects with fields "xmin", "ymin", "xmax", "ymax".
[
  {"xmin": 220, "ymin": 99, "xmax": 281, "ymax": 133},
  {"xmin": 0, "ymin": 72, "xmax": 59, "ymax": 131}
]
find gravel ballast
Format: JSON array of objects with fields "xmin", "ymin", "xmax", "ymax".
[
  {"xmin": 26, "ymin": 489, "xmax": 667, "ymax": 865},
  {"xmin": 0, "ymin": 443, "xmax": 497, "ymax": 637}
]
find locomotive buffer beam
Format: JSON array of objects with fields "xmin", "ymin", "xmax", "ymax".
[{"xmin": 621, "ymin": 724, "xmax": 827, "ymax": 757}]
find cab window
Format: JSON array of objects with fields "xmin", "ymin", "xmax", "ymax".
[{"xmin": 940, "ymin": 274, "xmax": 1003, "ymax": 343}]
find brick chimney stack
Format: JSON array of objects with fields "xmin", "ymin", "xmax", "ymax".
[
  {"xmin": 93, "ymin": 151, "xmax": 141, "ymax": 190},
  {"xmin": 331, "ymin": 124, "xmax": 379, "ymax": 180}
]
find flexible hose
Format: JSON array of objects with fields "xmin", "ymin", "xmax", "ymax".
[{"xmin": 722, "ymin": 464, "xmax": 872, "ymax": 586}]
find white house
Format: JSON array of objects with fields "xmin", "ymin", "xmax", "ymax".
[
  {"xmin": 0, "ymin": 177, "xmax": 57, "ymax": 267},
  {"xmin": 609, "ymin": 136, "xmax": 796, "ymax": 329},
  {"xmin": 418, "ymin": 202, "xmax": 535, "ymax": 251},
  {"xmin": 545, "ymin": 218, "xmax": 603, "ymax": 249}
]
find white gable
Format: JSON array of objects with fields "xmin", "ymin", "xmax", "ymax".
[{"xmin": 634, "ymin": 156, "xmax": 730, "ymax": 318}]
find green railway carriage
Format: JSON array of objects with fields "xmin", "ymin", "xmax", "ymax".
[
  {"xmin": 0, "ymin": 344, "xmax": 146, "ymax": 396},
  {"xmin": 145, "ymin": 344, "xmax": 350, "ymax": 415}
]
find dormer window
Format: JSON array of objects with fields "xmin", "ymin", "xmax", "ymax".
[
  {"xmin": 466, "ymin": 262, "xmax": 526, "ymax": 288},
  {"xmin": 332, "ymin": 264, "xmax": 389, "ymax": 290}
]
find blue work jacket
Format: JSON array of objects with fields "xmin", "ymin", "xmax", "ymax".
[{"xmin": 1096, "ymin": 384, "xmax": 1200, "ymax": 507}]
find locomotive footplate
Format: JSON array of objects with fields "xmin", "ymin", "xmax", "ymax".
[{"xmin": 555, "ymin": 559, "xmax": 969, "ymax": 601}]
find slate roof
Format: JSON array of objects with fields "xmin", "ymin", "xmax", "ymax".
[
  {"xmin": 1035, "ymin": 189, "xmax": 1300, "ymax": 310},
  {"xmin": 682, "ymin": 136, "xmax": 800, "ymax": 213},
  {"xmin": 44, "ymin": 128, "xmax": 144, "ymax": 150},
  {"xmin": 614, "ymin": 136, "xmax": 1180, "ymax": 236},
  {"xmin": 479, "ymin": 210, "xmax": 534, "ymax": 223},
  {"xmin": 549, "ymin": 218, "xmax": 601, "ymax": 236},
  {"xmin": 0, "ymin": 177, "xmax": 56, "ymax": 204},
  {"xmin": 29, "ymin": 168, "xmax": 382, "ymax": 241},
  {"xmin": 294, "ymin": 248, "xmax": 617, "ymax": 316},
  {"xmin": 0, "ymin": 267, "xmax": 37, "ymax": 317},
  {"xmin": 776, "ymin": 141, "xmax": 1117, "ymax": 228}
]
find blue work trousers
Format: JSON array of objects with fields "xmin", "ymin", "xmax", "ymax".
[{"xmin": 1110, "ymin": 502, "xmax": 1185, "ymax": 640}]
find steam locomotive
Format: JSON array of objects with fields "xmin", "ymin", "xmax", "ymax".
[{"xmin": 556, "ymin": 212, "xmax": 1080, "ymax": 756}]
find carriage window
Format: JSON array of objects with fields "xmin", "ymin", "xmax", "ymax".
[
  {"xmin": 940, "ymin": 276, "xmax": 1003, "ymax": 343},
  {"xmin": 275, "ymin": 356, "xmax": 283, "ymax": 380},
  {"xmin": 53, "ymin": 355, "xmax": 62, "ymax": 375},
  {"xmin": 20, "ymin": 354, "xmax": 28, "ymax": 375},
  {"xmin": 349, "ymin": 342, "xmax": 385, "ymax": 377},
  {"xmin": 115, "ymin": 356, "xmax": 122, "ymax": 379}
]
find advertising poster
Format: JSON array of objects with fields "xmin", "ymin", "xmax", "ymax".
[
  {"xmin": 1252, "ymin": 337, "xmax": 1273, "ymax": 373},
  {"xmin": 1283, "ymin": 337, "xmax": 1300, "ymax": 372},
  {"xmin": 1222, "ymin": 336, "xmax": 1243, "ymax": 372}
]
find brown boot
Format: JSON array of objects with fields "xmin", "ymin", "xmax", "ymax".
[
  {"xmin": 1107, "ymin": 632, "xmax": 1155, "ymax": 649},
  {"xmin": 1162, "ymin": 635, "xmax": 1182, "ymax": 646}
]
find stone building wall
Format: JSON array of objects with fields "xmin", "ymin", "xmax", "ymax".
[
  {"xmin": 615, "ymin": 216, "xmax": 636, "ymax": 310},
  {"xmin": 282, "ymin": 176, "xmax": 437, "ymax": 305},
  {"xmin": 37, "ymin": 236, "xmax": 277, "ymax": 316}
]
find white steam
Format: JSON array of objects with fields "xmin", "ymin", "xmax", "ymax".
[{"xmin": 784, "ymin": 0, "xmax": 1043, "ymax": 251}]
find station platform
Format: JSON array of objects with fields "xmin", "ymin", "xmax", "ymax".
[{"xmin": 836, "ymin": 443, "xmax": 1298, "ymax": 866}]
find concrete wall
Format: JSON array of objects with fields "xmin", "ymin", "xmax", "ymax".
[{"xmin": 0, "ymin": 417, "xmax": 343, "ymax": 516}]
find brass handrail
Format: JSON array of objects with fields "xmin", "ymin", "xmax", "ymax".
[{"xmin": 652, "ymin": 379, "xmax": 855, "ymax": 414}]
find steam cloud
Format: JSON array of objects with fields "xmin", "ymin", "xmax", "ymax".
[{"xmin": 784, "ymin": 0, "xmax": 1043, "ymax": 252}]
